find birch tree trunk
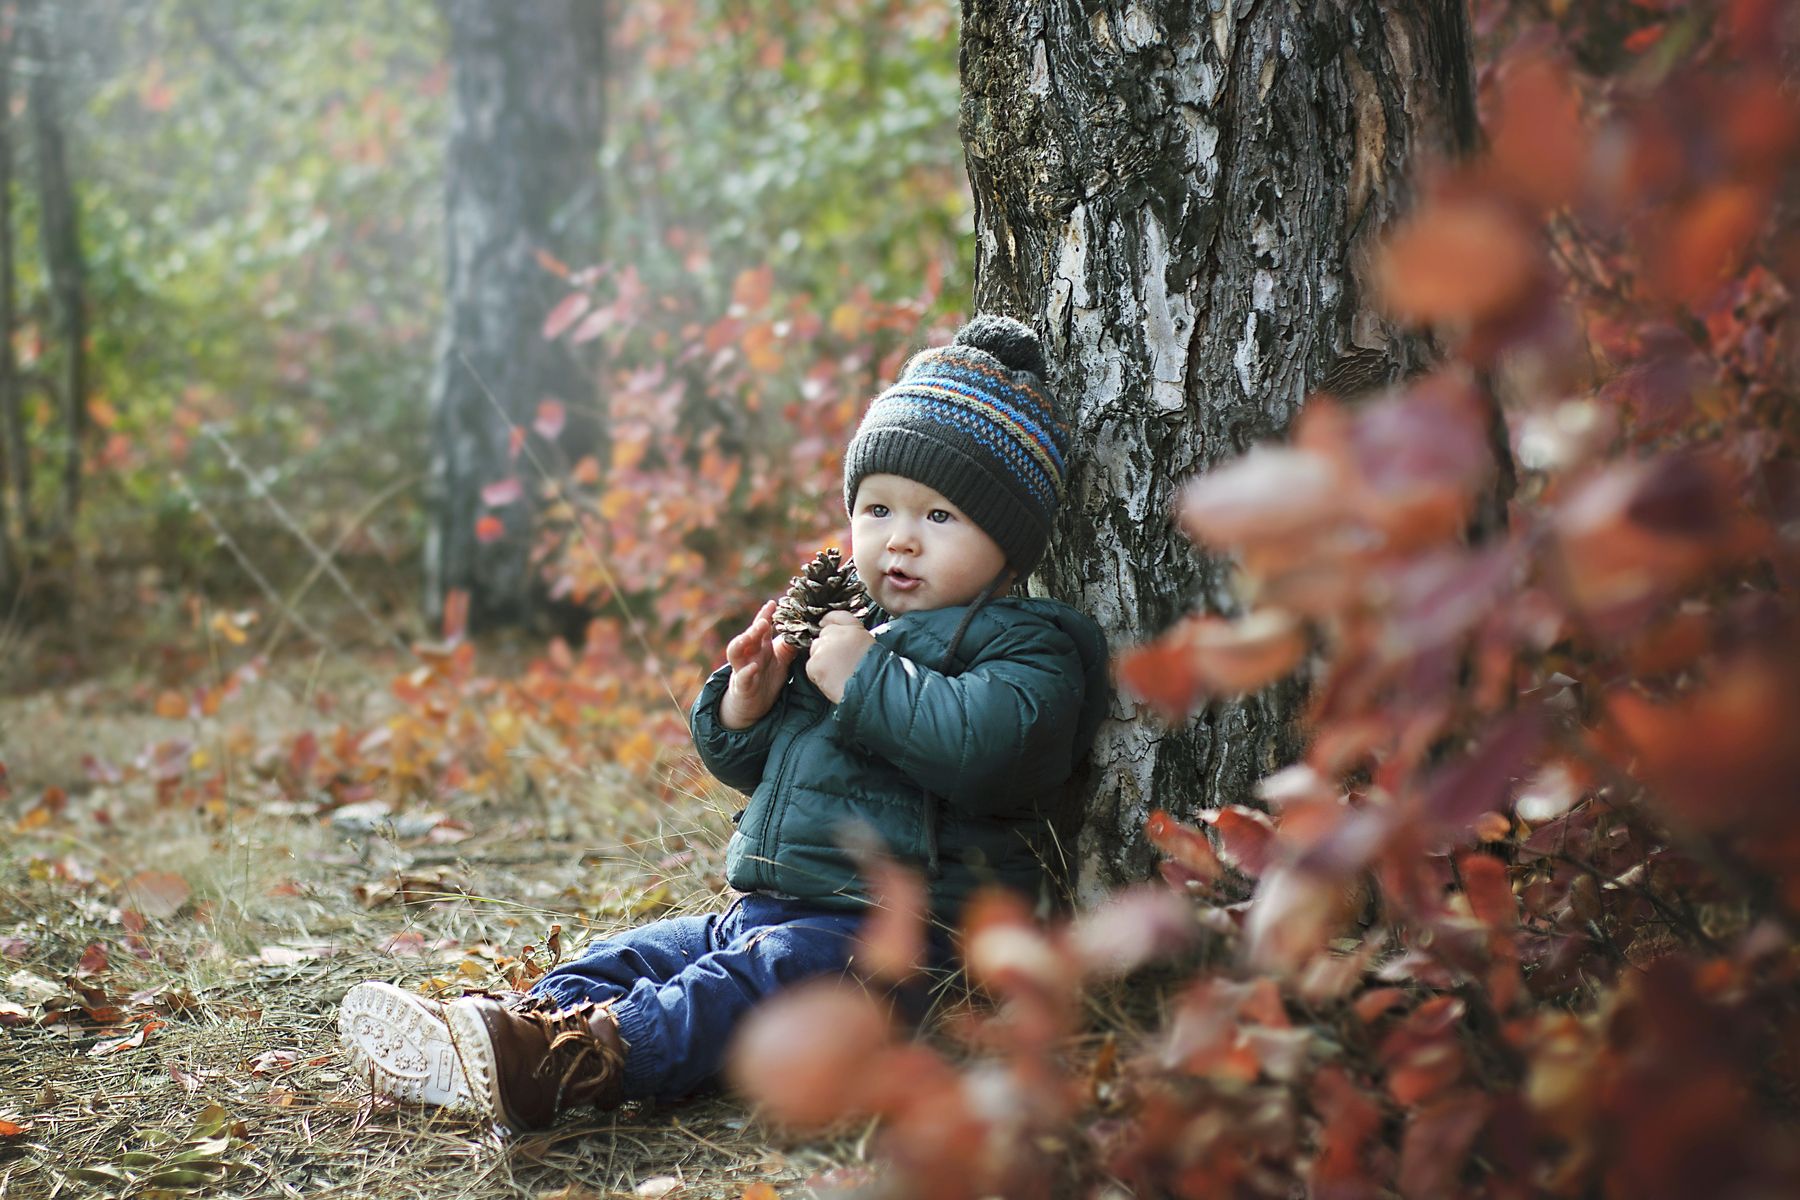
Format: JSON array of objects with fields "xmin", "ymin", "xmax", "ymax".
[
  {"xmin": 21, "ymin": 0, "xmax": 83, "ymax": 537},
  {"xmin": 425, "ymin": 0, "xmax": 606, "ymax": 631},
  {"xmin": 960, "ymin": 1, "xmax": 1477, "ymax": 897}
]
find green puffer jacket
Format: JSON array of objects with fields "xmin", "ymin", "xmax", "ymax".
[{"xmin": 689, "ymin": 596, "xmax": 1110, "ymax": 917}]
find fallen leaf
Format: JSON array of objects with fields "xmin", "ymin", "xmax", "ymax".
[
  {"xmin": 248, "ymin": 1049, "xmax": 299, "ymax": 1075},
  {"xmin": 124, "ymin": 870, "xmax": 192, "ymax": 920},
  {"xmin": 634, "ymin": 1178, "xmax": 684, "ymax": 1198},
  {"xmin": 89, "ymin": 1021, "xmax": 163, "ymax": 1057},
  {"xmin": 0, "ymin": 1117, "xmax": 31, "ymax": 1138}
]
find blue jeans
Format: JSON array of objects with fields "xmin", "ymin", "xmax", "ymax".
[{"xmin": 528, "ymin": 894, "xmax": 870, "ymax": 1103}]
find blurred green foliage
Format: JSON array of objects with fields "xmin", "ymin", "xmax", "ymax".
[{"xmin": 37, "ymin": 0, "xmax": 967, "ymax": 621}]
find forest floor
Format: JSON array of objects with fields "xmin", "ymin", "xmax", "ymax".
[{"xmin": 0, "ymin": 621, "xmax": 874, "ymax": 1200}]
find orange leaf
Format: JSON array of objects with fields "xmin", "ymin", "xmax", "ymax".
[
  {"xmin": 1146, "ymin": 810, "xmax": 1222, "ymax": 883},
  {"xmin": 1205, "ymin": 805, "xmax": 1278, "ymax": 877},
  {"xmin": 1656, "ymin": 184, "xmax": 1768, "ymax": 304},
  {"xmin": 0, "ymin": 1117, "xmax": 30, "ymax": 1137},
  {"xmin": 727, "ymin": 979, "xmax": 893, "ymax": 1129},
  {"xmin": 740, "ymin": 1183, "xmax": 780, "ymax": 1200},
  {"xmin": 1489, "ymin": 57, "xmax": 1586, "ymax": 209},
  {"xmin": 475, "ymin": 515, "xmax": 506, "ymax": 543},
  {"xmin": 1376, "ymin": 200, "xmax": 1538, "ymax": 322},
  {"xmin": 1178, "ymin": 446, "xmax": 1342, "ymax": 547},
  {"xmin": 155, "ymin": 690, "xmax": 188, "ymax": 720},
  {"xmin": 1118, "ymin": 611, "xmax": 1307, "ymax": 715}
]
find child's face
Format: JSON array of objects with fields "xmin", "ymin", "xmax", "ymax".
[{"xmin": 851, "ymin": 474, "xmax": 1008, "ymax": 615}]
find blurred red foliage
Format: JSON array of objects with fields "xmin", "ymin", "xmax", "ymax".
[{"xmin": 730, "ymin": 3, "xmax": 1800, "ymax": 1196}]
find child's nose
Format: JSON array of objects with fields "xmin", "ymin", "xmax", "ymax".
[{"xmin": 886, "ymin": 522, "xmax": 920, "ymax": 553}]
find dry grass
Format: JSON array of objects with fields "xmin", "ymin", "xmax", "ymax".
[{"xmin": 0, "ymin": 657, "xmax": 868, "ymax": 1200}]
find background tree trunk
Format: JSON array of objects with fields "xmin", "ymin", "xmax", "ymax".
[
  {"xmin": 960, "ymin": 1, "xmax": 1478, "ymax": 897},
  {"xmin": 425, "ymin": 0, "xmax": 606, "ymax": 632},
  {"xmin": 0, "ymin": 10, "xmax": 20, "ymax": 598},
  {"xmin": 21, "ymin": 0, "xmax": 85, "ymax": 538}
]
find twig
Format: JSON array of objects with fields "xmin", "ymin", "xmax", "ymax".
[
  {"xmin": 172, "ymin": 471, "xmax": 336, "ymax": 652},
  {"xmin": 203, "ymin": 426, "xmax": 411, "ymax": 654},
  {"xmin": 260, "ymin": 471, "xmax": 421, "ymax": 659}
]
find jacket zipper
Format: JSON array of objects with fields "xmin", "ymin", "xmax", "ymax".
[{"xmin": 757, "ymin": 704, "xmax": 830, "ymax": 889}]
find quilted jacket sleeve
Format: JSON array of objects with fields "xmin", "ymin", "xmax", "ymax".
[
  {"xmin": 831, "ymin": 620, "xmax": 1087, "ymax": 818},
  {"xmin": 688, "ymin": 663, "xmax": 781, "ymax": 794}
]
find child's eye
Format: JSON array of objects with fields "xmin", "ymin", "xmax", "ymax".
[
  {"xmin": 866, "ymin": 504, "xmax": 889, "ymax": 518},
  {"xmin": 927, "ymin": 510, "xmax": 952, "ymax": 524}
]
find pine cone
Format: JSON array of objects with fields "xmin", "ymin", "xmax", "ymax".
[{"xmin": 774, "ymin": 548, "xmax": 872, "ymax": 649}]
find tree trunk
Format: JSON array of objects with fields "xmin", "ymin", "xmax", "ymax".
[
  {"xmin": 960, "ymin": 1, "xmax": 1477, "ymax": 898},
  {"xmin": 0, "ymin": 10, "xmax": 20, "ymax": 597},
  {"xmin": 425, "ymin": 0, "xmax": 606, "ymax": 631},
  {"xmin": 21, "ymin": 0, "xmax": 84, "ymax": 537}
]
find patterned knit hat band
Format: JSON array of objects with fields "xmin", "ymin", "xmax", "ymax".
[{"xmin": 844, "ymin": 318, "xmax": 1068, "ymax": 575}]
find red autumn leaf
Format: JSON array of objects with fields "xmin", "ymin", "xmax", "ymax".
[
  {"xmin": 1623, "ymin": 22, "xmax": 1666, "ymax": 54},
  {"xmin": 542, "ymin": 292, "xmax": 590, "ymax": 341},
  {"xmin": 1489, "ymin": 56, "xmax": 1587, "ymax": 209},
  {"xmin": 1245, "ymin": 864, "xmax": 1348, "ymax": 974},
  {"xmin": 1352, "ymin": 986, "xmax": 1410, "ymax": 1024},
  {"xmin": 1420, "ymin": 708, "xmax": 1547, "ymax": 835},
  {"xmin": 474, "ymin": 515, "xmax": 506, "ymax": 543},
  {"xmin": 1376, "ymin": 199, "xmax": 1539, "ymax": 322},
  {"xmin": 854, "ymin": 851, "xmax": 928, "ymax": 984},
  {"xmin": 1177, "ymin": 447, "xmax": 1343, "ymax": 548},
  {"xmin": 1309, "ymin": 1066, "xmax": 1383, "ymax": 1195},
  {"xmin": 0, "ymin": 1117, "xmax": 31, "ymax": 1138},
  {"xmin": 1456, "ymin": 851, "xmax": 1517, "ymax": 928},
  {"xmin": 75, "ymin": 943, "xmax": 110, "ymax": 977},
  {"xmin": 569, "ymin": 307, "xmax": 615, "ymax": 344},
  {"xmin": 1070, "ymin": 887, "xmax": 1200, "ymax": 978},
  {"xmin": 89, "ymin": 1020, "xmax": 164, "ymax": 1058},
  {"xmin": 248, "ymin": 1048, "xmax": 300, "ymax": 1075},
  {"xmin": 1118, "ymin": 611, "xmax": 1307, "ymax": 716},
  {"xmin": 1205, "ymin": 805, "xmax": 1278, "ymax": 878},
  {"xmin": 124, "ymin": 870, "xmax": 191, "ymax": 920},
  {"xmin": 1656, "ymin": 184, "xmax": 1769, "ymax": 303},
  {"xmin": 481, "ymin": 477, "xmax": 523, "ymax": 507},
  {"xmin": 533, "ymin": 398, "xmax": 567, "ymax": 441},
  {"xmin": 1398, "ymin": 1091, "xmax": 1490, "ymax": 1200},
  {"xmin": 727, "ymin": 979, "xmax": 893, "ymax": 1129},
  {"xmin": 1145, "ymin": 810, "xmax": 1222, "ymax": 883}
]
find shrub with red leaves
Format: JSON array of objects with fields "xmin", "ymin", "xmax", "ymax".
[{"xmin": 730, "ymin": 3, "xmax": 1800, "ymax": 1197}]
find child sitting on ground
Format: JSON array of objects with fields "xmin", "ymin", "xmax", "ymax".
[{"xmin": 337, "ymin": 314, "xmax": 1110, "ymax": 1133}]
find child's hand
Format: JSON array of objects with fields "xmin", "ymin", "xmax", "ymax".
[
  {"xmin": 807, "ymin": 611, "xmax": 876, "ymax": 703},
  {"xmin": 720, "ymin": 600, "xmax": 798, "ymax": 730}
]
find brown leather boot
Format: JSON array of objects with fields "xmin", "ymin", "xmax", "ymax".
[
  {"xmin": 452, "ymin": 993, "xmax": 628, "ymax": 1131},
  {"xmin": 340, "ymin": 982, "xmax": 627, "ymax": 1132}
]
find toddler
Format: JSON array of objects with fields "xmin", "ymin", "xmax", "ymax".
[{"xmin": 338, "ymin": 314, "xmax": 1109, "ymax": 1132}]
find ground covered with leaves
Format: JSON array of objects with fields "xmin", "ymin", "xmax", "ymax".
[{"xmin": 0, "ymin": 652, "xmax": 883, "ymax": 1200}]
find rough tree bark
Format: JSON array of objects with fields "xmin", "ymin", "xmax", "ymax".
[
  {"xmin": 960, "ymin": 1, "xmax": 1477, "ymax": 897},
  {"xmin": 21, "ymin": 0, "xmax": 85, "ymax": 538},
  {"xmin": 425, "ymin": 1, "xmax": 606, "ymax": 631}
]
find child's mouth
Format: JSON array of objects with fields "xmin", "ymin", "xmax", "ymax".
[{"xmin": 884, "ymin": 568, "xmax": 922, "ymax": 592}]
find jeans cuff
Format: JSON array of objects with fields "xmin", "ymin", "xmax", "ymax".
[{"xmin": 611, "ymin": 994, "xmax": 662, "ymax": 1100}]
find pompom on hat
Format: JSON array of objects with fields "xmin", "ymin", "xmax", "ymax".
[{"xmin": 843, "ymin": 315, "xmax": 1069, "ymax": 575}]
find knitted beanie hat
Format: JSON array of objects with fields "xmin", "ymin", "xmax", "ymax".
[{"xmin": 843, "ymin": 314, "xmax": 1069, "ymax": 575}]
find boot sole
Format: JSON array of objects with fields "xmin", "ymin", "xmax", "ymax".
[{"xmin": 337, "ymin": 982, "xmax": 507, "ymax": 1126}]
